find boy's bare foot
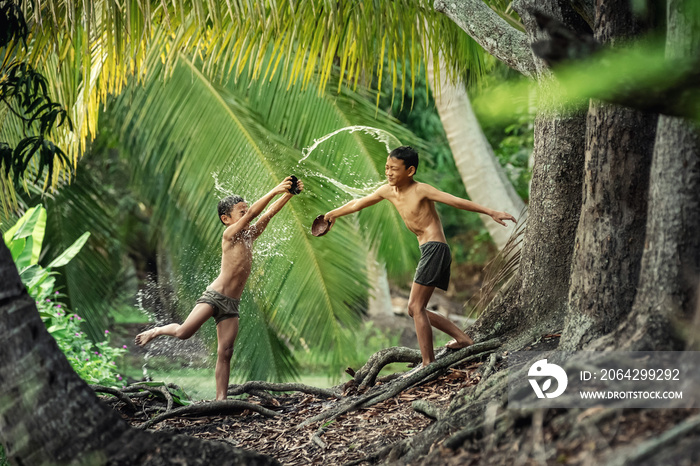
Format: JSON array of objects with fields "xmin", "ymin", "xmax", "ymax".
[
  {"xmin": 135, "ymin": 328, "xmax": 158, "ymax": 347},
  {"xmin": 445, "ymin": 335, "xmax": 474, "ymax": 349}
]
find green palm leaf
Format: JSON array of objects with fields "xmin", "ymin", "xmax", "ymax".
[
  {"xmin": 228, "ymin": 64, "xmax": 423, "ymax": 277},
  {"xmin": 4, "ymin": 1, "xmax": 485, "ymax": 201},
  {"xmin": 233, "ymin": 294, "xmax": 299, "ymax": 382},
  {"xmin": 109, "ymin": 55, "xmax": 392, "ymax": 380},
  {"xmin": 40, "ymin": 169, "xmax": 129, "ymax": 340}
]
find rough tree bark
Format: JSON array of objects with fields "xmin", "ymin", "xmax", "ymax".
[
  {"xmin": 561, "ymin": 0, "xmax": 658, "ymax": 349},
  {"xmin": 433, "ymin": 0, "xmax": 537, "ymax": 77},
  {"xmin": 587, "ymin": 0, "xmax": 700, "ymax": 351},
  {"xmin": 0, "ymin": 241, "xmax": 276, "ymax": 465},
  {"xmin": 436, "ymin": 0, "xmax": 589, "ymax": 344}
]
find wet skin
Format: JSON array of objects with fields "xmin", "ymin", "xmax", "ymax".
[{"xmin": 324, "ymin": 156, "xmax": 516, "ymax": 365}]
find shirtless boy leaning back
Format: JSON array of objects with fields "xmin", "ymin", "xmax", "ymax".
[
  {"xmin": 135, "ymin": 176, "xmax": 303, "ymax": 400},
  {"xmin": 324, "ymin": 146, "xmax": 515, "ymax": 367}
]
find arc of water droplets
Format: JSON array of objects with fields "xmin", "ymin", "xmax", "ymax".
[
  {"xmin": 211, "ymin": 126, "xmax": 401, "ymax": 200},
  {"xmin": 299, "ymin": 125, "xmax": 402, "ymax": 164},
  {"xmin": 311, "ymin": 171, "xmax": 384, "ymax": 199}
]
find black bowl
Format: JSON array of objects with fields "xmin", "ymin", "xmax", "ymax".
[{"xmin": 289, "ymin": 175, "xmax": 301, "ymax": 195}]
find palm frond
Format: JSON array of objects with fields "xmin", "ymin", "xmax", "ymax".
[
  {"xmin": 470, "ymin": 206, "xmax": 528, "ymax": 318},
  {"xmin": 108, "ymin": 55, "xmax": 387, "ymax": 379},
  {"xmin": 233, "ymin": 294, "xmax": 300, "ymax": 382},
  {"xmin": 227, "ymin": 63, "xmax": 424, "ymax": 277},
  {"xmin": 4, "ymin": 1, "xmax": 486, "ymax": 201}
]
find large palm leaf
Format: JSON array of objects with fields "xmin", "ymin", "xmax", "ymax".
[
  {"xmin": 106, "ymin": 53, "xmax": 427, "ymax": 379},
  {"xmin": 3, "ymin": 0, "xmax": 485, "ymax": 202},
  {"xmin": 228, "ymin": 63, "xmax": 425, "ymax": 277}
]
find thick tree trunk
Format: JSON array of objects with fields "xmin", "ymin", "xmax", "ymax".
[
  {"xmin": 425, "ymin": 54, "xmax": 526, "ymax": 251},
  {"xmin": 514, "ymin": 111, "xmax": 587, "ymax": 329},
  {"xmin": 469, "ymin": 109, "xmax": 586, "ymax": 343},
  {"xmin": 434, "ymin": 0, "xmax": 537, "ymax": 77},
  {"xmin": 509, "ymin": 1, "xmax": 591, "ymax": 340},
  {"xmin": 0, "ymin": 241, "xmax": 276, "ymax": 465},
  {"xmin": 562, "ymin": 1, "xmax": 658, "ymax": 349},
  {"xmin": 0, "ymin": 242, "xmax": 129, "ymax": 464},
  {"xmin": 458, "ymin": 0, "xmax": 588, "ymax": 342},
  {"xmin": 587, "ymin": 0, "xmax": 700, "ymax": 351},
  {"xmin": 592, "ymin": 116, "xmax": 700, "ymax": 351}
]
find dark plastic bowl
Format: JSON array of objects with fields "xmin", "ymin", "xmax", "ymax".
[{"xmin": 289, "ymin": 175, "xmax": 301, "ymax": 195}]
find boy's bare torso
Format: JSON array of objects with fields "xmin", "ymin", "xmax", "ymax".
[
  {"xmin": 378, "ymin": 182, "xmax": 447, "ymax": 245},
  {"xmin": 209, "ymin": 228, "xmax": 255, "ymax": 299}
]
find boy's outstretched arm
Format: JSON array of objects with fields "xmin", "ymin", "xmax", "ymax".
[
  {"xmin": 251, "ymin": 180, "xmax": 304, "ymax": 239},
  {"xmin": 323, "ymin": 188, "xmax": 385, "ymax": 230},
  {"xmin": 422, "ymin": 184, "xmax": 517, "ymax": 226},
  {"xmin": 223, "ymin": 177, "xmax": 293, "ymax": 241}
]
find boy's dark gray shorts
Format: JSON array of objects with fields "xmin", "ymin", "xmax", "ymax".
[
  {"xmin": 414, "ymin": 241, "xmax": 452, "ymax": 291},
  {"xmin": 196, "ymin": 287, "xmax": 240, "ymax": 324}
]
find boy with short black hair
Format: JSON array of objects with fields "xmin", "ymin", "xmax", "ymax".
[
  {"xmin": 135, "ymin": 176, "xmax": 303, "ymax": 399},
  {"xmin": 324, "ymin": 146, "xmax": 515, "ymax": 366}
]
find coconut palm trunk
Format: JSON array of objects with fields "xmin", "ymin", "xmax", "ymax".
[{"xmin": 426, "ymin": 53, "xmax": 526, "ymax": 251}]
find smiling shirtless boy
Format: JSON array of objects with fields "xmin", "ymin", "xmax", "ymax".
[
  {"xmin": 135, "ymin": 176, "xmax": 303, "ymax": 400},
  {"xmin": 324, "ymin": 146, "xmax": 516, "ymax": 367}
]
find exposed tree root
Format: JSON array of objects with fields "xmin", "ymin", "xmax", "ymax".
[
  {"xmin": 227, "ymin": 381, "xmax": 339, "ymax": 399},
  {"xmin": 352, "ymin": 346, "xmax": 422, "ymax": 389},
  {"xmin": 97, "ymin": 381, "xmax": 338, "ymax": 431},
  {"xmin": 344, "ymin": 443, "xmax": 391, "ymax": 466},
  {"xmin": 311, "ymin": 423, "xmax": 331, "ymax": 450},
  {"xmin": 248, "ymin": 388, "xmax": 279, "ymax": 405},
  {"xmin": 605, "ymin": 414, "xmax": 700, "ymax": 466},
  {"xmin": 92, "ymin": 382, "xmax": 190, "ymax": 413},
  {"xmin": 90, "ymin": 384, "xmax": 137, "ymax": 411},
  {"xmin": 480, "ymin": 352, "xmax": 499, "ymax": 380},
  {"xmin": 353, "ymin": 336, "xmax": 542, "ymax": 464},
  {"xmin": 138, "ymin": 400, "xmax": 281, "ymax": 430},
  {"xmin": 412, "ymin": 399, "xmax": 442, "ymax": 419},
  {"xmin": 296, "ymin": 338, "xmax": 501, "ymax": 429},
  {"xmin": 160, "ymin": 385, "xmax": 174, "ymax": 411},
  {"xmin": 374, "ymin": 340, "xmax": 700, "ymax": 466},
  {"xmin": 122, "ymin": 382, "xmax": 180, "ymax": 411}
]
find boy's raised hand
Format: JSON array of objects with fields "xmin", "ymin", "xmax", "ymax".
[
  {"xmin": 323, "ymin": 212, "xmax": 336, "ymax": 231},
  {"xmin": 274, "ymin": 177, "xmax": 294, "ymax": 195},
  {"xmin": 491, "ymin": 211, "xmax": 517, "ymax": 226}
]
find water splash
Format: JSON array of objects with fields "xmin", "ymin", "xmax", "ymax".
[
  {"xmin": 135, "ymin": 274, "xmax": 213, "ymax": 375},
  {"xmin": 306, "ymin": 170, "xmax": 384, "ymax": 199},
  {"xmin": 293, "ymin": 125, "xmax": 403, "ymax": 201},
  {"xmin": 299, "ymin": 125, "xmax": 402, "ymax": 164},
  {"xmin": 212, "ymin": 172, "xmax": 229, "ymax": 197}
]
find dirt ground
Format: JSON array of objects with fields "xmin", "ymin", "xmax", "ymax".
[
  {"xmin": 100, "ymin": 334, "xmax": 700, "ymax": 465},
  {"xmin": 106, "ymin": 253, "xmax": 700, "ymax": 465},
  {"xmin": 104, "ymin": 360, "xmax": 482, "ymax": 465}
]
